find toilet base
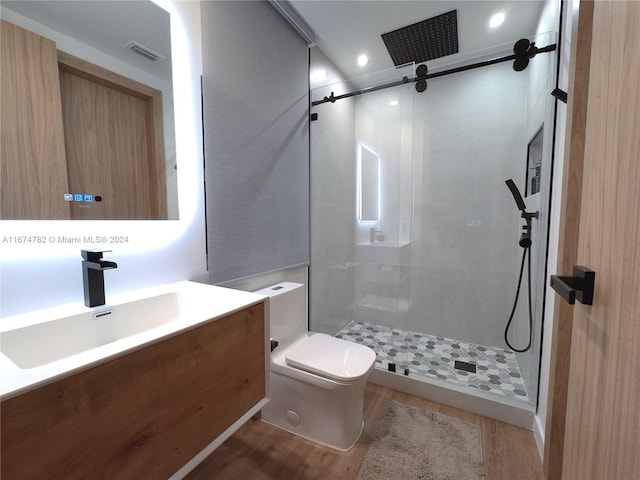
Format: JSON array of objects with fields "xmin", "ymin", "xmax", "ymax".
[
  {"xmin": 261, "ymin": 417, "xmax": 365, "ymax": 452},
  {"xmin": 261, "ymin": 368, "xmax": 368, "ymax": 451}
]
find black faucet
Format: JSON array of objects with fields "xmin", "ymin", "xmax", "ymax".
[{"xmin": 81, "ymin": 250, "xmax": 118, "ymax": 307}]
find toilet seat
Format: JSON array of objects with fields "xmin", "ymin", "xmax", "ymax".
[{"xmin": 285, "ymin": 333, "xmax": 376, "ymax": 382}]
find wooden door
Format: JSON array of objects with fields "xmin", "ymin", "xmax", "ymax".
[
  {"xmin": 58, "ymin": 52, "xmax": 167, "ymax": 220},
  {"xmin": 0, "ymin": 20, "xmax": 70, "ymax": 219},
  {"xmin": 561, "ymin": 1, "xmax": 640, "ymax": 478}
]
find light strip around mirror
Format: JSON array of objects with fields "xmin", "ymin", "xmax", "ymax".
[{"xmin": 0, "ymin": 0, "xmax": 202, "ymax": 261}]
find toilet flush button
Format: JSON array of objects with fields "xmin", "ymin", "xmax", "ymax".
[{"xmin": 286, "ymin": 410, "xmax": 300, "ymax": 427}]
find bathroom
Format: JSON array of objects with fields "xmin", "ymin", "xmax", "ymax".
[{"xmin": 1, "ymin": 1, "xmax": 639, "ymax": 479}]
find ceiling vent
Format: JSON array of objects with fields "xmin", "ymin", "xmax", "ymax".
[
  {"xmin": 124, "ymin": 41, "xmax": 166, "ymax": 62},
  {"xmin": 381, "ymin": 10, "xmax": 459, "ymax": 67}
]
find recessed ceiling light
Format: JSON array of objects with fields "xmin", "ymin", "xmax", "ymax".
[
  {"xmin": 390, "ymin": 100, "xmax": 399, "ymax": 106},
  {"xmin": 357, "ymin": 54, "xmax": 369, "ymax": 67},
  {"xmin": 490, "ymin": 12, "xmax": 505, "ymax": 29}
]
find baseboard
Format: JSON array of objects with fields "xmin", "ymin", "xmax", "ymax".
[{"xmin": 533, "ymin": 414, "xmax": 545, "ymax": 461}]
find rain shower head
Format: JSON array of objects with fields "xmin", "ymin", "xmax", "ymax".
[
  {"xmin": 381, "ymin": 10, "xmax": 459, "ymax": 67},
  {"xmin": 505, "ymin": 179, "xmax": 527, "ymax": 212}
]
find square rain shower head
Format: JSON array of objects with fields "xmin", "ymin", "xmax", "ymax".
[{"xmin": 381, "ymin": 10, "xmax": 459, "ymax": 67}]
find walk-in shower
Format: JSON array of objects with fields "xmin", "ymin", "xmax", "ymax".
[{"xmin": 309, "ymin": 26, "xmax": 558, "ymax": 423}]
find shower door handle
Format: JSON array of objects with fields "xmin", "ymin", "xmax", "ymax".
[{"xmin": 550, "ymin": 266, "xmax": 596, "ymax": 305}]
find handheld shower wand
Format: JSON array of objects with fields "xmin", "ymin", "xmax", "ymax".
[
  {"xmin": 505, "ymin": 179, "xmax": 538, "ymax": 248},
  {"xmin": 505, "ymin": 178, "xmax": 527, "ymax": 212},
  {"xmin": 503, "ymin": 179, "xmax": 539, "ymax": 353}
]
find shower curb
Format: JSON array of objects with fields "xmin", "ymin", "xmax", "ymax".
[{"xmin": 369, "ymin": 368, "xmax": 535, "ymax": 430}]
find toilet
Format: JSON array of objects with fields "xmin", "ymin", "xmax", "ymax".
[{"xmin": 255, "ymin": 282, "xmax": 376, "ymax": 451}]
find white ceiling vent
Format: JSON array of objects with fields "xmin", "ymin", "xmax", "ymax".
[{"xmin": 124, "ymin": 41, "xmax": 166, "ymax": 61}]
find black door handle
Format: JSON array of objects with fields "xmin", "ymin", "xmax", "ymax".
[{"xmin": 550, "ymin": 266, "xmax": 595, "ymax": 305}]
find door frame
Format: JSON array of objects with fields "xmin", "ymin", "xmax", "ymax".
[{"xmin": 542, "ymin": 1, "xmax": 594, "ymax": 478}]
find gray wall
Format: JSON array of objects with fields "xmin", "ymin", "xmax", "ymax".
[{"xmin": 201, "ymin": 0, "xmax": 310, "ymax": 284}]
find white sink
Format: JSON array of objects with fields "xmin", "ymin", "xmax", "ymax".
[
  {"xmin": 0, "ymin": 281, "xmax": 267, "ymax": 398},
  {"xmin": 1, "ymin": 292, "xmax": 180, "ymax": 369}
]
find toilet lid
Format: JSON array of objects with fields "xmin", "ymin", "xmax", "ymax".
[{"xmin": 285, "ymin": 334, "xmax": 376, "ymax": 381}]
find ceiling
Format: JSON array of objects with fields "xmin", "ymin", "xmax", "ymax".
[
  {"xmin": 289, "ymin": 1, "xmax": 547, "ymax": 81},
  {"xmin": 2, "ymin": 0, "xmax": 546, "ymax": 89},
  {"xmin": 1, "ymin": 0, "xmax": 172, "ymax": 82}
]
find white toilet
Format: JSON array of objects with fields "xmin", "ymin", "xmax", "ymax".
[{"xmin": 255, "ymin": 282, "xmax": 376, "ymax": 451}]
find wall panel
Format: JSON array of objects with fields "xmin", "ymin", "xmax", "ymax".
[{"xmin": 202, "ymin": 1, "xmax": 309, "ymax": 283}]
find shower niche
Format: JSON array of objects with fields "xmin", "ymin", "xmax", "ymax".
[{"xmin": 526, "ymin": 126, "xmax": 544, "ymax": 196}]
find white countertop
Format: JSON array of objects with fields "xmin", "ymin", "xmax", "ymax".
[{"xmin": 0, "ymin": 281, "xmax": 266, "ymax": 400}]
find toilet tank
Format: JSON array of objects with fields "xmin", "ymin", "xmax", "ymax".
[{"xmin": 254, "ymin": 282, "xmax": 306, "ymax": 350}]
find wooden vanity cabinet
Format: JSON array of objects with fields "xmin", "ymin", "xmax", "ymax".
[{"xmin": 0, "ymin": 303, "xmax": 266, "ymax": 479}]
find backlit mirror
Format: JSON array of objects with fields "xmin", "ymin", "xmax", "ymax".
[
  {"xmin": 1, "ymin": 0, "xmax": 177, "ymax": 220},
  {"xmin": 359, "ymin": 144, "xmax": 379, "ymax": 222}
]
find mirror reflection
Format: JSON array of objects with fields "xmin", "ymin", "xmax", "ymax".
[
  {"xmin": 0, "ymin": 0, "xmax": 177, "ymax": 220},
  {"xmin": 359, "ymin": 144, "xmax": 379, "ymax": 222}
]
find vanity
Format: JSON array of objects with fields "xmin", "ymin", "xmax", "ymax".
[{"xmin": 0, "ymin": 282, "xmax": 269, "ymax": 479}]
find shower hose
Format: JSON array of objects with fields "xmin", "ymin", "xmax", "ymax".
[{"xmin": 504, "ymin": 244, "xmax": 533, "ymax": 353}]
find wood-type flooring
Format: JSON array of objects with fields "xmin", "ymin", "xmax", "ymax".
[{"xmin": 187, "ymin": 383, "xmax": 544, "ymax": 480}]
